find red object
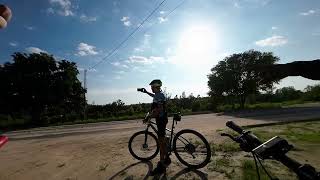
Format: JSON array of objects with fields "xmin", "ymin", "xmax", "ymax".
[
  {"xmin": 0, "ymin": 135, "xmax": 8, "ymax": 148},
  {"xmin": 0, "ymin": 4, "xmax": 12, "ymax": 28},
  {"xmin": 0, "ymin": 4, "xmax": 12, "ymax": 21}
]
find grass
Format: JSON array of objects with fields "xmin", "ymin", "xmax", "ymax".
[
  {"xmin": 250, "ymin": 121, "xmax": 320, "ymax": 144},
  {"xmin": 210, "ymin": 120, "xmax": 320, "ymax": 179},
  {"xmin": 216, "ymin": 100, "xmax": 319, "ymax": 112},
  {"xmin": 1, "ymin": 110, "xmax": 215, "ymax": 131},
  {"xmin": 212, "ymin": 141, "xmax": 241, "ymax": 153},
  {"xmin": 208, "ymin": 156, "xmax": 236, "ymax": 179},
  {"xmin": 241, "ymin": 160, "xmax": 270, "ymax": 180}
]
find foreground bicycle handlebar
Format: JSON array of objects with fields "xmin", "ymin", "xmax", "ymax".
[
  {"xmin": 221, "ymin": 121, "xmax": 320, "ymax": 180},
  {"xmin": 0, "ymin": 135, "xmax": 8, "ymax": 149}
]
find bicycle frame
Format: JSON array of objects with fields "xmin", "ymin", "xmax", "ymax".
[{"xmin": 143, "ymin": 119, "xmax": 189, "ymax": 154}]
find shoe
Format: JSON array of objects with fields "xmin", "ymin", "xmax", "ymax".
[{"xmin": 149, "ymin": 162, "xmax": 166, "ymax": 176}]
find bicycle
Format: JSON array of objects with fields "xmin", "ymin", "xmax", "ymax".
[
  {"xmin": 221, "ymin": 121, "xmax": 320, "ymax": 180},
  {"xmin": 128, "ymin": 112, "xmax": 211, "ymax": 169}
]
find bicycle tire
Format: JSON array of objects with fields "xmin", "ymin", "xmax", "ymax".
[
  {"xmin": 173, "ymin": 129, "xmax": 211, "ymax": 169},
  {"xmin": 128, "ymin": 131, "xmax": 159, "ymax": 161}
]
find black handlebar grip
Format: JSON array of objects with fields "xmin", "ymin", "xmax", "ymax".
[{"xmin": 226, "ymin": 121, "xmax": 244, "ymax": 134}]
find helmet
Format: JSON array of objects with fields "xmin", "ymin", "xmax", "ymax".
[{"xmin": 149, "ymin": 79, "xmax": 162, "ymax": 87}]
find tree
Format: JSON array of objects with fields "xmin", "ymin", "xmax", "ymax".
[
  {"xmin": 208, "ymin": 50, "xmax": 279, "ymax": 108},
  {"xmin": 0, "ymin": 52, "xmax": 86, "ymax": 124},
  {"xmin": 274, "ymin": 86, "xmax": 302, "ymax": 102},
  {"xmin": 303, "ymin": 84, "xmax": 320, "ymax": 101}
]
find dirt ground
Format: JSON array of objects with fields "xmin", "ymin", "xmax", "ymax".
[{"xmin": 0, "ymin": 111, "xmax": 317, "ymax": 180}]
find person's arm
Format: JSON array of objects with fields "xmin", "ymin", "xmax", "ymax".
[
  {"xmin": 258, "ymin": 59, "xmax": 320, "ymax": 82},
  {"xmin": 140, "ymin": 88, "xmax": 154, "ymax": 97},
  {"xmin": 145, "ymin": 91, "xmax": 155, "ymax": 97}
]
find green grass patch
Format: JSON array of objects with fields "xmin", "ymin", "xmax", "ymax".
[
  {"xmin": 251, "ymin": 121, "xmax": 320, "ymax": 144},
  {"xmin": 212, "ymin": 142, "xmax": 241, "ymax": 153},
  {"xmin": 241, "ymin": 160, "xmax": 270, "ymax": 180},
  {"xmin": 214, "ymin": 120, "xmax": 320, "ymax": 179}
]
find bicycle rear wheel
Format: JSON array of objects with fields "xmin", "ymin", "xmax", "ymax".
[
  {"xmin": 173, "ymin": 129, "xmax": 211, "ymax": 169},
  {"xmin": 128, "ymin": 131, "xmax": 159, "ymax": 161}
]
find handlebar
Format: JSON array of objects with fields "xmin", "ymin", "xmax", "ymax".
[
  {"xmin": 226, "ymin": 121, "xmax": 244, "ymax": 134},
  {"xmin": 0, "ymin": 135, "xmax": 8, "ymax": 149},
  {"xmin": 222, "ymin": 121, "xmax": 320, "ymax": 180}
]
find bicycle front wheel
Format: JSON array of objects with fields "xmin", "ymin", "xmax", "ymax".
[
  {"xmin": 173, "ymin": 129, "xmax": 211, "ymax": 169},
  {"xmin": 128, "ymin": 131, "xmax": 159, "ymax": 161}
]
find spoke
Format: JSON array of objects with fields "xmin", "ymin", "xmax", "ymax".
[{"xmin": 175, "ymin": 146, "xmax": 185, "ymax": 150}]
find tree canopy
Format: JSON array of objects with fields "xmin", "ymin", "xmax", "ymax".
[
  {"xmin": 0, "ymin": 52, "xmax": 86, "ymax": 125},
  {"xmin": 207, "ymin": 50, "xmax": 280, "ymax": 108}
]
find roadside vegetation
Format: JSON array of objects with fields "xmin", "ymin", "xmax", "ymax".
[
  {"xmin": 1, "ymin": 50, "xmax": 320, "ymax": 130},
  {"xmin": 208, "ymin": 120, "xmax": 320, "ymax": 179}
]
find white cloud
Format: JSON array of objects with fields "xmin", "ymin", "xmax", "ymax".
[
  {"xmin": 159, "ymin": 11, "xmax": 166, "ymax": 14},
  {"xmin": 115, "ymin": 70, "xmax": 125, "ymax": 74},
  {"xmin": 111, "ymin": 61, "xmax": 129, "ymax": 68},
  {"xmin": 111, "ymin": 61, "xmax": 121, "ymax": 66},
  {"xmin": 271, "ymin": 26, "xmax": 278, "ymax": 30},
  {"xmin": 255, "ymin": 35, "xmax": 288, "ymax": 47},
  {"xmin": 134, "ymin": 48, "xmax": 144, "ymax": 52},
  {"xmin": 76, "ymin": 43, "xmax": 98, "ymax": 56},
  {"xmin": 121, "ymin": 16, "xmax": 131, "ymax": 26},
  {"xmin": 80, "ymin": 14, "xmax": 97, "ymax": 23},
  {"xmin": 232, "ymin": 0, "xmax": 271, "ymax": 8},
  {"xmin": 9, "ymin": 42, "xmax": 18, "ymax": 47},
  {"xmin": 126, "ymin": 55, "xmax": 167, "ymax": 65},
  {"xmin": 123, "ymin": 21, "xmax": 131, "ymax": 26},
  {"xmin": 25, "ymin": 26, "xmax": 35, "ymax": 30},
  {"xmin": 300, "ymin": 9, "xmax": 316, "ymax": 16},
  {"xmin": 25, "ymin": 47, "xmax": 48, "ymax": 54},
  {"xmin": 49, "ymin": 0, "xmax": 74, "ymax": 17},
  {"xmin": 158, "ymin": 17, "xmax": 168, "ymax": 23},
  {"xmin": 46, "ymin": 7, "xmax": 55, "ymax": 14}
]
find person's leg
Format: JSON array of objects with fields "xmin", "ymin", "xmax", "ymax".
[
  {"xmin": 158, "ymin": 136, "xmax": 167, "ymax": 161},
  {"xmin": 150, "ymin": 118, "xmax": 168, "ymax": 175}
]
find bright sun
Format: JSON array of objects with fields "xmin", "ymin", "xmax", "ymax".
[{"xmin": 175, "ymin": 25, "xmax": 218, "ymax": 66}]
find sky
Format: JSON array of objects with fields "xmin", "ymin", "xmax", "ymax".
[{"xmin": 0, "ymin": 0, "xmax": 320, "ymax": 105}]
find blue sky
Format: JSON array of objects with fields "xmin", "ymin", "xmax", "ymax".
[{"xmin": 1, "ymin": 0, "xmax": 320, "ymax": 105}]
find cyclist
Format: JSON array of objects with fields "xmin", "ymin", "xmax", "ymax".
[{"xmin": 140, "ymin": 79, "xmax": 170, "ymax": 175}]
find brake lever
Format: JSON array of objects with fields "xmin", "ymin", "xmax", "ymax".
[{"xmin": 221, "ymin": 133, "xmax": 238, "ymax": 142}]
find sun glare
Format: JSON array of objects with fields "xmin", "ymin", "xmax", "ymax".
[{"xmin": 175, "ymin": 25, "xmax": 218, "ymax": 66}]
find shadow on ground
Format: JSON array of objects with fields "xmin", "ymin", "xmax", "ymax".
[{"xmin": 108, "ymin": 161, "xmax": 208, "ymax": 180}]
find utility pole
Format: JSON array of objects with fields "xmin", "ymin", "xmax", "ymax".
[{"xmin": 83, "ymin": 69, "xmax": 87, "ymax": 120}]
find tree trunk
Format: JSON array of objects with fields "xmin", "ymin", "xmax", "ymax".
[{"xmin": 239, "ymin": 95, "xmax": 246, "ymax": 109}]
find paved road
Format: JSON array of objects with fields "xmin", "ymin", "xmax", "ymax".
[{"xmin": 5, "ymin": 106, "xmax": 320, "ymax": 140}]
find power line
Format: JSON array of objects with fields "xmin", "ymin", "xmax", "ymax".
[
  {"xmin": 139, "ymin": 0, "xmax": 187, "ymax": 37},
  {"xmin": 89, "ymin": 0, "xmax": 169, "ymax": 70},
  {"xmin": 90, "ymin": 0, "xmax": 188, "ymax": 69}
]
